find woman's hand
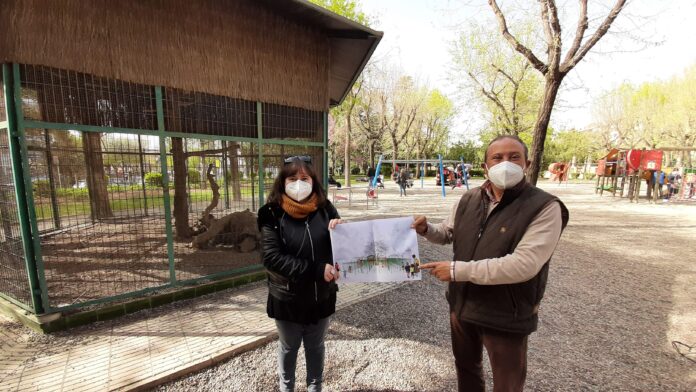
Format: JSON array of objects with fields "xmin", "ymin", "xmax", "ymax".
[
  {"xmin": 329, "ymin": 219, "xmax": 343, "ymax": 230},
  {"xmin": 412, "ymin": 215, "xmax": 428, "ymax": 235},
  {"xmin": 324, "ymin": 264, "xmax": 339, "ymax": 282}
]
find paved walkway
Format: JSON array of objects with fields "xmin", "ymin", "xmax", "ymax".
[{"xmin": 0, "ymin": 281, "xmax": 401, "ymax": 391}]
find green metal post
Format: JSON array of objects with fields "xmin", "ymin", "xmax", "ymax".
[
  {"xmin": 257, "ymin": 102, "xmax": 264, "ymax": 208},
  {"xmin": 323, "ymin": 111, "xmax": 329, "ymax": 188},
  {"xmin": 155, "ymin": 86, "xmax": 176, "ymax": 284},
  {"xmin": 8, "ymin": 63, "xmax": 49, "ymax": 313}
]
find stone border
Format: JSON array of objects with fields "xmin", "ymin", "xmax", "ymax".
[{"xmin": 0, "ymin": 271, "xmax": 267, "ymax": 333}]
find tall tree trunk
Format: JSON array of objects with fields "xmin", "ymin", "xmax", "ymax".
[
  {"xmin": 83, "ymin": 132, "xmax": 113, "ymax": 219},
  {"xmin": 172, "ymin": 137, "xmax": 191, "ymax": 240},
  {"xmin": 391, "ymin": 136, "xmax": 399, "ymax": 170},
  {"xmin": 369, "ymin": 141, "xmax": 376, "ymax": 168},
  {"xmin": 528, "ymin": 77, "xmax": 563, "ymax": 185}
]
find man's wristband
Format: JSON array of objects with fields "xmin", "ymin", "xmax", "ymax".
[{"xmin": 450, "ymin": 261, "xmax": 455, "ymax": 282}]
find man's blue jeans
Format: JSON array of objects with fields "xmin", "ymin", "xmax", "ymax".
[{"xmin": 275, "ymin": 317, "xmax": 331, "ymax": 392}]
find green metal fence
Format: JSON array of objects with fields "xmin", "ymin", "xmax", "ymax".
[{"xmin": 0, "ymin": 63, "xmax": 329, "ymax": 314}]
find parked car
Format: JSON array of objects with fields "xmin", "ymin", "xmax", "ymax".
[{"xmin": 73, "ymin": 180, "xmax": 87, "ymax": 189}]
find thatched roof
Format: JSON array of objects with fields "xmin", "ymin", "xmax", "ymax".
[
  {"xmin": 257, "ymin": 0, "xmax": 383, "ymax": 106},
  {"xmin": 0, "ymin": 0, "xmax": 381, "ymax": 111}
]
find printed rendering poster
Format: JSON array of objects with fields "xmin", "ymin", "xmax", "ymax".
[{"xmin": 330, "ymin": 217, "xmax": 421, "ymax": 283}]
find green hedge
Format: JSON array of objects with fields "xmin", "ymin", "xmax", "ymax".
[
  {"xmin": 469, "ymin": 168, "xmax": 484, "ymax": 178},
  {"xmin": 188, "ymin": 169, "xmax": 201, "ymax": 183},
  {"xmin": 145, "ymin": 172, "xmax": 163, "ymax": 187}
]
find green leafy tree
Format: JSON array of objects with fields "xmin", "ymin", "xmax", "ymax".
[{"xmin": 451, "ymin": 21, "xmax": 542, "ymax": 137}]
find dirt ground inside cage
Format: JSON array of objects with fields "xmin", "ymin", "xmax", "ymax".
[{"xmin": 38, "ymin": 214, "xmax": 261, "ymax": 308}]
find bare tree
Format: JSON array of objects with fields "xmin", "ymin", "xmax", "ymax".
[
  {"xmin": 383, "ymin": 76, "xmax": 424, "ymax": 167},
  {"xmin": 489, "ymin": 0, "xmax": 627, "ymax": 184},
  {"xmin": 467, "ymin": 63, "xmax": 533, "ymax": 135}
]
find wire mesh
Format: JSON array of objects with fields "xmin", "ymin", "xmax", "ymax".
[
  {"xmin": 164, "ymin": 88, "xmax": 257, "ymax": 138},
  {"xmin": 166, "ymin": 137, "xmax": 261, "ymax": 281},
  {"xmin": 0, "ymin": 130, "xmax": 33, "ymax": 307},
  {"xmin": 7, "ymin": 64, "xmax": 328, "ymax": 311},
  {"xmin": 19, "ymin": 64, "xmax": 157, "ymax": 130},
  {"xmin": 262, "ymin": 144, "xmax": 325, "ymax": 196},
  {"xmin": 262, "ymin": 102, "xmax": 323, "ymax": 142},
  {"xmin": 26, "ymin": 129, "xmax": 169, "ymax": 307}
]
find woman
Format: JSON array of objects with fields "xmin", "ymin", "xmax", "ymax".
[
  {"xmin": 398, "ymin": 167, "xmax": 409, "ymax": 197},
  {"xmin": 257, "ymin": 155, "xmax": 342, "ymax": 392}
]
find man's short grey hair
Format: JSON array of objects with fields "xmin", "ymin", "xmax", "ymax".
[{"xmin": 484, "ymin": 135, "xmax": 529, "ymax": 162}]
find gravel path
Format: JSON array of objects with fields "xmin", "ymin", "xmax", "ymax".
[{"xmin": 155, "ymin": 183, "xmax": 696, "ymax": 391}]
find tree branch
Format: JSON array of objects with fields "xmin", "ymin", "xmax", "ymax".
[
  {"xmin": 489, "ymin": 0, "xmax": 549, "ymax": 74},
  {"xmin": 562, "ymin": 0, "xmax": 589, "ymax": 67},
  {"xmin": 181, "ymin": 146, "xmax": 236, "ymax": 158},
  {"xmin": 467, "ymin": 71, "xmax": 513, "ymax": 126},
  {"xmin": 491, "ymin": 64, "xmax": 518, "ymax": 87},
  {"xmin": 538, "ymin": 0, "xmax": 563, "ymax": 73},
  {"xmin": 561, "ymin": 0, "xmax": 627, "ymax": 73}
]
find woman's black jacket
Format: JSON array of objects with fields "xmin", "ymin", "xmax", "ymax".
[{"xmin": 257, "ymin": 201, "xmax": 339, "ymax": 323}]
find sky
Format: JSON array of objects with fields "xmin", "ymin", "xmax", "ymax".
[{"xmin": 359, "ymin": 0, "xmax": 696, "ymax": 141}]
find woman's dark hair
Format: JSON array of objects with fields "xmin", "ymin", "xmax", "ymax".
[{"xmin": 266, "ymin": 159, "xmax": 327, "ymax": 207}]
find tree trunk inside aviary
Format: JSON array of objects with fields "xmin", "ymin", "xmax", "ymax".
[
  {"xmin": 83, "ymin": 132, "xmax": 113, "ymax": 220},
  {"xmin": 172, "ymin": 137, "xmax": 191, "ymax": 240}
]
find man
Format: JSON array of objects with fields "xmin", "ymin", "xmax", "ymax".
[
  {"xmin": 367, "ymin": 166, "xmax": 376, "ymax": 185},
  {"xmin": 414, "ymin": 135, "xmax": 569, "ymax": 392}
]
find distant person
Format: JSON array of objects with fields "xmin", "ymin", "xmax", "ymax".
[
  {"xmin": 376, "ymin": 174, "xmax": 385, "ymax": 189},
  {"xmin": 412, "ymin": 254, "xmax": 421, "ymax": 273},
  {"xmin": 668, "ymin": 168, "xmax": 682, "ymax": 199},
  {"xmin": 398, "ymin": 168, "xmax": 409, "ymax": 197},
  {"xmin": 257, "ymin": 155, "xmax": 343, "ymax": 392},
  {"xmin": 367, "ymin": 166, "xmax": 376, "ymax": 185},
  {"xmin": 404, "ymin": 263, "xmax": 411, "ymax": 278},
  {"xmin": 414, "ymin": 135, "xmax": 569, "ymax": 392},
  {"xmin": 556, "ymin": 163, "xmax": 567, "ymax": 186}
]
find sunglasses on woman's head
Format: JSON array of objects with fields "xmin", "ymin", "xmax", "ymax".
[{"xmin": 284, "ymin": 155, "xmax": 312, "ymax": 165}]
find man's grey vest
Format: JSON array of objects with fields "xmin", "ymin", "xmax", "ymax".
[{"xmin": 449, "ymin": 181, "xmax": 569, "ymax": 335}]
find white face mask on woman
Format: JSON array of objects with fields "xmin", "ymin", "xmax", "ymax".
[
  {"xmin": 285, "ymin": 180, "xmax": 313, "ymax": 202},
  {"xmin": 486, "ymin": 161, "xmax": 525, "ymax": 189}
]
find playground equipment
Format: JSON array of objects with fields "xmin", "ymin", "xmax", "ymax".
[
  {"xmin": 385, "ymin": 157, "xmax": 471, "ymax": 198},
  {"xmin": 595, "ymin": 147, "xmax": 696, "ymax": 203},
  {"xmin": 548, "ymin": 162, "xmax": 570, "ymax": 185}
]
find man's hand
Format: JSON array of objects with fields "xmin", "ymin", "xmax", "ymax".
[
  {"xmin": 329, "ymin": 219, "xmax": 343, "ymax": 230},
  {"xmin": 420, "ymin": 261, "xmax": 452, "ymax": 282},
  {"xmin": 412, "ymin": 215, "xmax": 428, "ymax": 235},
  {"xmin": 324, "ymin": 264, "xmax": 339, "ymax": 282}
]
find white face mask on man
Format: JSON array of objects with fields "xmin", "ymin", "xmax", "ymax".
[
  {"xmin": 486, "ymin": 161, "xmax": 525, "ymax": 189},
  {"xmin": 285, "ymin": 180, "xmax": 313, "ymax": 202}
]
